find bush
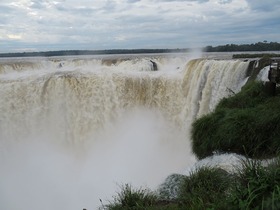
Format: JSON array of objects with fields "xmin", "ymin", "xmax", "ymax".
[
  {"xmin": 228, "ymin": 158, "xmax": 280, "ymax": 210},
  {"xmin": 177, "ymin": 167, "xmax": 232, "ymax": 210},
  {"xmin": 103, "ymin": 160, "xmax": 280, "ymax": 210},
  {"xmin": 103, "ymin": 184, "xmax": 158, "ymax": 210},
  {"xmin": 192, "ymin": 81, "xmax": 280, "ymax": 159},
  {"xmin": 216, "ymin": 81, "xmax": 269, "ymax": 109}
]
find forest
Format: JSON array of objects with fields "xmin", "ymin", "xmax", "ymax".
[
  {"xmin": 0, "ymin": 41, "xmax": 279, "ymax": 57},
  {"xmin": 204, "ymin": 41, "xmax": 280, "ymax": 52}
]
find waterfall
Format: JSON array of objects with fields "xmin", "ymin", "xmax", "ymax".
[{"xmin": 0, "ymin": 55, "xmax": 249, "ymax": 210}]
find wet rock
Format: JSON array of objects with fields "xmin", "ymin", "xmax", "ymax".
[{"xmin": 150, "ymin": 60, "xmax": 158, "ymax": 71}]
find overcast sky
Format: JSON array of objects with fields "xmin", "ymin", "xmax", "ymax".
[{"xmin": 0, "ymin": 0, "xmax": 280, "ymax": 52}]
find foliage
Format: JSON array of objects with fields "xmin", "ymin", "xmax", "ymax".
[
  {"xmin": 191, "ymin": 81, "xmax": 280, "ymax": 159},
  {"xmin": 233, "ymin": 53, "xmax": 280, "ymax": 59},
  {"xmin": 216, "ymin": 81, "xmax": 268, "ymax": 109},
  {"xmin": 205, "ymin": 41, "xmax": 280, "ymax": 52},
  {"xmin": 103, "ymin": 184, "xmax": 158, "ymax": 210},
  {"xmin": 177, "ymin": 167, "xmax": 232, "ymax": 210},
  {"xmin": 228, "ymin": 158, "xmax": 280, "ymax": 210},
  {"xmin": 0, "ymin": 49, "xmax": 180, "ymax": 58},
  {"xmin": 103, "ymin": 160, "xmax": 280, "ymax": 210}
]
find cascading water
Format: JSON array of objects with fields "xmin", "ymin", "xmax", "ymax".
[{"xmin": 0, "ymin": 55, "xmax": 249, "ymax": 210}]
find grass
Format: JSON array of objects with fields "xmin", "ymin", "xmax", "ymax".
[
  {"xmin": 177, "ymin": 167, "xmax": 232, "ymax": 210},
  {"xmin": 228, "ymin": 158, "xmax": 280, "ymax": 210},
  {"xmin": 192, "ymin": 81, "xmax": 280, "ymax": 159},
  {"xmin": 103, "ymin": 160, "xmax": 280, "ymax": 210},
  {"xmin": 102, "ymin": 184, "xmax": 158, "ymax": 210}
]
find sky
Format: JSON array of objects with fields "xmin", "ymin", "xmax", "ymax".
[{"xmin": 0, "ymin": 0, "xmax": 280, "ymax": 52}]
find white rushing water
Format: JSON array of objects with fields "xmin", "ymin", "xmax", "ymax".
[{"xmin": 0, "ymin": 54, "xmax": 249, "ymax": 210}]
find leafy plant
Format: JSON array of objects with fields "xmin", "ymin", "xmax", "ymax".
[
  {"xmin": 177, "ymin": 167, "xmax": 232, "ymax": 210},
  {"xmin": 228, "ymin": 158, "xmax": 280, "ymax": 210},
  {"xmin": 103, "ymin": 184, "xmax": 158, "ymax": 210},
  {"xmin": 192, "ymin": 81, "xmax": 280, "ymax": 159}
]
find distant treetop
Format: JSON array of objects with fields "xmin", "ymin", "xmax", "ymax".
[
  {"xmin": 0, "ymin": 42, "xmax": 279, "ymax": 57},
  {"xmin": 204, "ymin": 41, "xmax": 280, "ymax": 52}
]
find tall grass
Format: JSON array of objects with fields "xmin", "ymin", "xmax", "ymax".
[
  {"xmin": 102, "ymin": 184, "xmax": 158, "ymax": 210},
  {"xmin": 192, "ymin": 81, "xmax": 280, "ymax": 159},
  {"xmin": 177, "ymin": 167, "xmax": 232, "ymax": 210},
  {"xmin": 228, "ymin": 158, "xmax": 280, "ymax": 210},
  {"xmin": 103, "ymin": 159, "xmax": 280, "ymax": 210}
]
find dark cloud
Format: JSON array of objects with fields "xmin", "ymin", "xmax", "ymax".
[
  {"xmin": 0, "ymin": 0, "xmax": 279, "ymax": 52},
  {"xmin": 246, "ymin": 0, "xmax": 280, "ymax": 12}
]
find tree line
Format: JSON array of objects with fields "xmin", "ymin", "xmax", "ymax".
[
  {"xmin": 0, "ymin": 49, "xmax": 184, "ymax": 58},
  {"xmin": 0, "ymin": 42, "xmax": 279, "ymax": 57},
  {"xmin": 204, "ymin": 41, "xmax": 280, "ymax": 52}
]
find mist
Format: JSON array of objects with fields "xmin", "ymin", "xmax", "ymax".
[{"xmin": 0, "ymin": 108, "xmax": 196, "ymax": 210}]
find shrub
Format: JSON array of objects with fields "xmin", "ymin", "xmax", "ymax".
[
  {"xmin": 177, "ymin": 167, "xmax": 232, "ymax": 210},
  {"xmin": 192, "ymin": 81, "xmax": 280, "ymax": 159},
  {"xmin": 103, "ymin": 160, "xmax": 280, "ymax": 210},
  {"xmin": 228, "ymin": 158, "xmax": 280, "ymax": 210},
  {"xmin": 216, "ymin": 81, "xmax": 269, "ymax": 109},
  {"xmin": 103, "ymin": 184, "xmax": 158, "ymax": 210}
]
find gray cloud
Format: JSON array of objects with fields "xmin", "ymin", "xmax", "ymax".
[
  {"xmin": 245, "ymin": 0, "xmax": 280, "ymax": 11},
  {"xmin": 30, "ymin": 0, "xmax": 47, "ymax": 9},
  {"xmin": 0, "ymin": 5, "xmax": 13, "ymax": 12},
  {"xmin": 0, "ymin": 0, "xmax": 279, "ymax": 52}
]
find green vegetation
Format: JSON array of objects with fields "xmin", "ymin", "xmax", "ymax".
[
  {"xmin": 233, "ymin": 53, "xmax": 280, "ymax": 59},
  {"xmin": 102, "ymin": 159, "xmax": 280, "ymax": 210},
  {"xmin": 103, "ymin": 80, "xmax": 280, "ymax": 209},
  {"xmin": 103, "ymin": 184, "xmax": 157, "ymax": 209},
  {"xmin": 229, "ymin": 158, "xmax": 280, "ymax": 210},
  {"xmin": 192, "ymin": 81, "xmax": 280, "ymax": 159},
  {"xmin": 205, "ymin": 41, "xmax": 280, "ymax": 52},
  {"xmin": 0, "ymin": 49, "xmax": 182, "ymax": 58},
  {"xmin": 177, "ymin": 167, "xmax": 231, "ymax": 210},
  {"xmin": 102, "ymin": 184, "xmax": 177, "ymax": 210},
  {"xmin": 1, "ymin": 41, "xmax": 279, "ymax": 57}
]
